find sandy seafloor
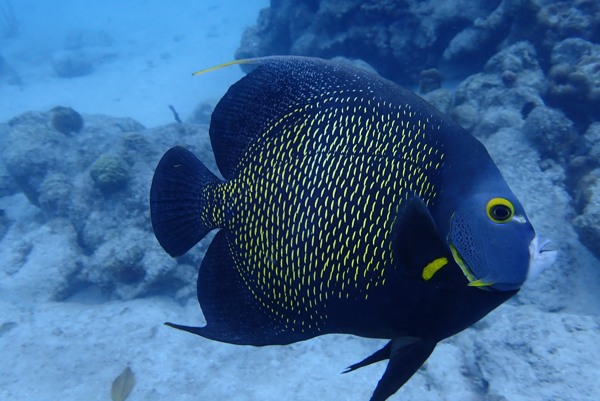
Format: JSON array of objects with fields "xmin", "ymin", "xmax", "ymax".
[{"xmin": 1, "ymin": 1, "xmax": 600, "ymax": 401}]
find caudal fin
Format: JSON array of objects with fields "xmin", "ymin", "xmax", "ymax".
[{"xmin": 150, "ymin": 146, "xmax": 221, "ymax": 257}]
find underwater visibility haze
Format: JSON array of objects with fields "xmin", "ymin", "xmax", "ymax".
[{"xmin": 1, "ymin": 1, "xmax": 600, "ymax": 400}]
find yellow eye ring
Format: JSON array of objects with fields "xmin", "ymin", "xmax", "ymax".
[{"xmin": 486, "ymin": 198, "xmax": 514, "ymax": 223}]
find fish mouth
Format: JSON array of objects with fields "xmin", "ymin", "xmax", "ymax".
[
  {"xmin": 527, "ymin": 235, "xmax": 557, "ymax": 280},
  {"xmin": 448, "ymin": 243, "xmax": 494, "ymax": 289}
]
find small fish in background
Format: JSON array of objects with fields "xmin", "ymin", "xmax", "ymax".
[
  {"xmin": 111, "ymin": 366, "xmax": 135, "ymax": 401},
  {"xmin": 150, "ymin": 56, "xmax": 556, "ymax": 400}
]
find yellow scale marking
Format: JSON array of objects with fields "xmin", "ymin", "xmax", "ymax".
[{"xmin": 212, "ymin": 90, "xmax": 446, "ymax": 333}]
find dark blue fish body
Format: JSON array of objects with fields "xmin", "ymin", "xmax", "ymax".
[{"xmin": 150, "ymin": 57, "xmax": 536, "ymax": 400}]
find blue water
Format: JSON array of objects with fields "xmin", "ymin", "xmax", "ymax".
[{"xmin": 0, "ymin": 0, "xmax": 268, "ymax": 126}]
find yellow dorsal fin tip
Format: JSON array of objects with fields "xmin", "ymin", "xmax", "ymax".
[{"xmin": 192, "ymin": 58, "xmax": 256, "ymax": 76}]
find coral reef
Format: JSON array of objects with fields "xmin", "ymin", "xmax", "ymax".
[
  {"xmin": 414, "ymin": 39, "xmax": 600, "ymax": 261},
  {"xmin": 572, "ymin": 123, "xmax": 600, "ymax": 258},
  {"xmin": 237, "ymin": 0, "xmax": 599, "ymax": 85},
  {"xmin": 2, "ymin": 112, "xmax": 68, "ymax": 205},
  {"xmin": 573, "ymin": 182, "xmax": 600, "ymax": 259},
  {"xmin": 0, "ymin": 128, "xmax": 18, "ymax": 197},
  {"xmin": 38, "ymin": 173, "xmax": 73, "ymax": 217},
  {"xmin": 90, "ymin": 154, "xmax": 129, "ymax": 193},
  {"xmin": 451, "ymin": 41, "xmax": 545, "ymax": 138},
  {"xmin": 545, "ymin": 37, "xmax": 600, "ymax": 126},
  {"xmin": 188, "ymin": 101, "xmax": 215, "ymax": 125},
  {"xmin": 521, "ymin": 106, "xmax": 579, "ymax": 162},
  {"xmin": 0, "ymin": 109, "xmax": 215, "ymax": 301},
  {"xmin": 0, "ymin": 214, "xmax": 82, "ymax": 302},
  {"xmin": 584, "ymin": 122, "xmax": 600, "ymax": 164},
  {"xmin": 535, "ymin": 0, "xmax": 600, "ymax": 47},
  {"xmin": 237, "ymin": 0, "xmax": 506, "ymax": 84},
  {"xmin": 419, "ymin": 68, "xmax": 442, "ymax": 94},
  {"xmin": 50, "ymin": 106, "xmax": 84, "ymax": 135},
  {"xmin": 455, "ymin": 305, "xmax": 600, "ymax": 401}
]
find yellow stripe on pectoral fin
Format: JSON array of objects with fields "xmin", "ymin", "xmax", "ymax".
[{"xmin": 421, "ymin": 257, "xmax": 448, "ymax": 281}]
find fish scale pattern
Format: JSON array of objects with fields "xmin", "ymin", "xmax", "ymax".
[{"xmin": 211, "ymin": 89, "xmax": 446, "ymax": 334}]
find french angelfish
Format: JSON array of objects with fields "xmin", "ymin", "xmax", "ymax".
[{"xmin": 150, "ymin": 56, "xmax": 548, "ymax": 400}]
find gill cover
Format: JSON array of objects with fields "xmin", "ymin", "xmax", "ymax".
[{"xmin": 447, "ymin": 193, "xmax": 535, "ymax": 291}]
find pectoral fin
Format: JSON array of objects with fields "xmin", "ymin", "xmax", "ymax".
[
  {"xmin": 345, "ymin": 337, "xmax": 437, "ymax": 401},
  {"xmin": 393, "ymin": 197, "xmax": 449, "ymax": 279}
]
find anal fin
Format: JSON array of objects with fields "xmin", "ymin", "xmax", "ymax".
[
  {"xmin": 166, "ymin": 230, "xmax": 307, "ymax": 346},
  {"xmin": 166, "ymin": 230, "xmax": 272, "ymax": 345},
  {"xmin": 371, "ymin": 338, "xmax": 437, "ymax": 401},
  {"xmin": 345, "ymin": 337, "xmax": 437, "ymax": 401},
  {"xmin": 343, "ymin": 341, "xmax": 392, "ymax": 374}
]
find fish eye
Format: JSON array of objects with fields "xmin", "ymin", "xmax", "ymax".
[{"xmin": 486, "ymin": 198, "xmax": 514, "ymax": 223}]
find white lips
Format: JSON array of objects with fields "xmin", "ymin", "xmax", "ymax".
[{"xmin": 527, "ymin": 235, "xmax": 557, "ymax": 281}]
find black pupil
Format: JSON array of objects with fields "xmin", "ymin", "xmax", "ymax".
[{"xmin": 492, "ymin": 205, "xmax": 511, "ymax": 220}]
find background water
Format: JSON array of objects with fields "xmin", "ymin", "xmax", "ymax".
[
  {"xmin": 0, "ymin": 0, "xmax": 266, "ymax": 126},
  {"xmin": 1, "ymin": 1, "xmax": 599, "ymax": 400}
]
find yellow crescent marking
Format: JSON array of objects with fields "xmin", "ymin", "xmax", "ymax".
[{"xmin": 421, "ymin": 257, "xmax": 449, "ymax": 281}]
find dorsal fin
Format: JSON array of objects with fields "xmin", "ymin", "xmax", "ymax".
[{"xmin": 206, "ymin": 56, "xmax": 395, "ymax": 179}]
